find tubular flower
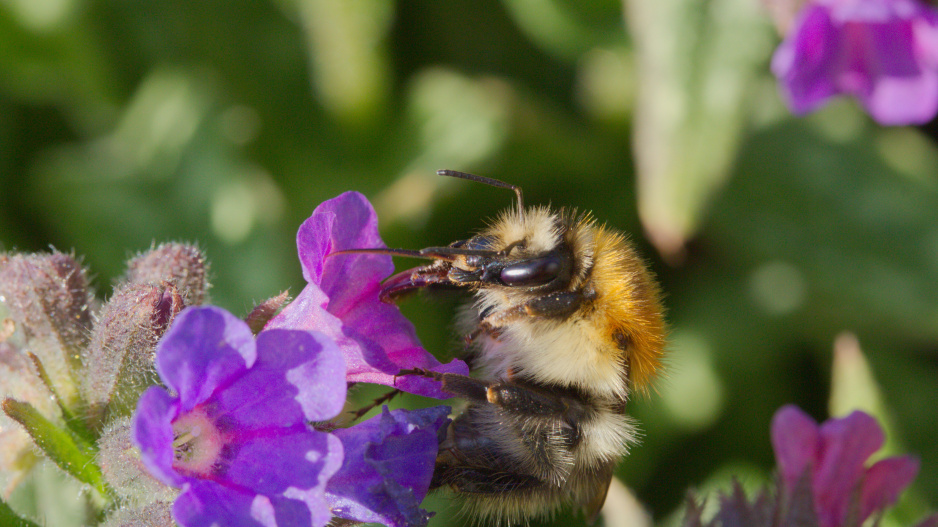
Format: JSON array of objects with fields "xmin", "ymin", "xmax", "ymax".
[
  {"xmin": 327, "ymin": 406, "xmax": 451, "ymax": 527},
  {"xmin": 266, "ymin": 191, "xmax": 468, "ymax": 398},
  {"xmin": 771, "ymin": 405, "xmax": 920, "ymax": 527},
  {"xmin": 133, "ymin": 306, "xmax": 346, "ymax": 527},
  {"xmin": 772, "ymin": 0, "xmax": 938, "ymax": 125}
]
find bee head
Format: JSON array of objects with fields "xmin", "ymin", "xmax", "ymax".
[
  {"xmin": 331, "ymin": 170, "xmax": 587, "ymax": 302},
  {"xmin": 419, "ymin": 228, "xmax": 576, "ymax": 292}
]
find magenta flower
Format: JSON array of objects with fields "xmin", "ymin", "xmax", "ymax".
[
  {"xmin": 771, "ymin": 405, "xmax": 920, "ymax": 527},
  {"xmin": 133, "ymin": 306, "xmax": 346, "ymax": 527},
  {"xmin": 771, "ymin": 0, "xmax": 938, "ymax": 125},
  {"xmin": 266, "ymin": 191, "xmax": 468, "ymax": 399},
  {"xmin": 327, "ymin": 406, "xmax": 450, "ymax": 527}
]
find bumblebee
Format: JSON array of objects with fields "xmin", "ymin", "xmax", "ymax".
[{"xmin": 360, "ymin": 170, "xmax": 666, "ymax": 524}]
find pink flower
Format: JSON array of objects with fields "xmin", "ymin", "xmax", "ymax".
[
  {"xmin": 771, "ymin": 405, "xmax": 920, "ymax": 527},
  {"xmin": 772, "ymin": 0, "xmax": 938, "ymax": 125},
  {"xmin": 266, "ymin": 192, "xmax": 467, "ymax": 399}
]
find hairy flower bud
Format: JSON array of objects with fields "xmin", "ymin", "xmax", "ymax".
[
  {"xmin": 0, "ymin": 251, "xmax": 94, "ymax": 408},
  {"xmin": 244, "ymin": 290, "xmax": 290, "ymax": 334},
  {"xmin": 124, "ymin": 243, "xmax": 208, "ymax": 305},
  {"xmin": 97, "ymin": 418, "xmax": 176, "ymax": 506},
  {"xmin": 82, "ymin": 283, "xmax": 183, "ymax": 426},
  {"xmin": 100, "ymin": 502, "xmax": 175, "ymax": 527}
]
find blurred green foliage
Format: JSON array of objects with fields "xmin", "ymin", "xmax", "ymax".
[{"xmin": 2, "ymin": 0, "xmax": 937, "ymax": 525}]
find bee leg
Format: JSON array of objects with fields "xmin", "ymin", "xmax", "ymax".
[
  {"xmin": 397, "ymin": 369, "xmax": 491, "ymax": 403},
  {"xmin": 522, "ymin": 289, "xmax": 594, "ymax": 318},
  {"xmin": 398, "ymin": 369, "xmax": 586, "ymax": 421},
  {"xmin": 348, "ymin": 388, "xmax": 402, "ymax": 421},
  {"xmin": 480, "ymin": 289, "xmax": 594, "ymax": 330},
  {"xmin": 485, "ymin": 382, "xmax": 576, "ymax": 418},
  {"xmin": 432, "ymin": 465, "xmax": 543, "ymax": 494}
]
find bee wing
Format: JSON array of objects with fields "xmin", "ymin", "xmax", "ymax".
[{"xmin": 582, "ymin": 472, "xmax": 614, "ymax": 525}]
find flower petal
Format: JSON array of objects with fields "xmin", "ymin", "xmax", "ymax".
[
  {"xmin": 859, "ymin": 455, "xmax": 920, "ymax": 522},
  {"xmin": 774, "ymin": 0, "xmax": 938, "ymax": 125},
  {"xmin": 209, "ymin": 329, "xmax": 347, "ymax": 428},
  {"xmin": 272, "ymin": 281, "xmax": 468, "ymax": 399},
  {"xmin": 826, "ymin": 0, "xmax": 924, "ymax": 24},
  {"xmin": 327, "ymin": 406, "xmax": 451, "ymax": 527},
  {"xmin": 133, "ymin": 386, "xmax": 186, "ymax": 487},
  {"xmin": 174, "ymin": 480, "xmax": 267, "ymax": 527},
  {"xmin": 843, "ymin": 15, "xmax": 938, "ymax": 124},
  {"xmin": 772, "ymin": 4, "xmax": 841, "ymax": 114},
  {"xmin": 338, "ymin": 290, "xmax": 470, "ymax": 397},
  {"xmin": 268, "ymin": 192, "xmax": 468, "ymax": 398},
  {"xmin": 267, "ymin": 284, "xmax": 344, "ymax": 343},
  {"xmin": 864, "ymin": 69, "xmax": 938, "ymax": 124},
  {"xmin": 173, "ymin": 432, "xmax": 342, "ymax": 527},
  {"xmin": 223, "ymin": 430, "xmax": 338, "ymax": 493},
  {"xmin": 279, "ymin": 331, "xmax": 347, "ymax": 422},
  {"xmin": 156, "ymin": 306, "xmax": 256, "ymax": 412},
  {"xmin": 220, "ymin": 430, "xmax": 343, "ymax": 526},
  {"xmin": 771, "ymin": 405, "xmax": 820, "ymax": 492},
  {"xmin": 308, "ymin": 192, "xmax": 393, "ymax": 310},
  {"xmin": 814, "ymin": 410, "xmax": 884, "ymax": 527}
]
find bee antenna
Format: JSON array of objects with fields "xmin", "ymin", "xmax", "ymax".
[{"xmin": 437, "ymin": 169, "xmax": 524, "ymax": 211}]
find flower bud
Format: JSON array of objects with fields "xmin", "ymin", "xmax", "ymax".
[
  {"xmin": 97, "ymin": 418, "xmax": 176, "ymax": 506},
  {"xmin": 100, "ymin": 502, "xmax": 175, "ymax": 527},
  {"xmin": 124, "ymin": 243, "xmax": 208, "ymax": 305},
  {"xmin": 82, "ymin": 283, "xmax": 183, "ymax": 426},
  {"xmin": 0, "ymin": 251, "xmax": 94, "ymax": 408},
  {"xmin": 244, "ymin": 290, "xmax": 290, "ymax": 334}
]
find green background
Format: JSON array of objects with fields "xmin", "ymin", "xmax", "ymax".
[{"xmin": 2, "ymin": 0, "xmax": 937, "ymax": 525}]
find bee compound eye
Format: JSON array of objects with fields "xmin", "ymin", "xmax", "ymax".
[{"xmin": 499, "ymin": 254, "xmax": 563, "ymax": 287}]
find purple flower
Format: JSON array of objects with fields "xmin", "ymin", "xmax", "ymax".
[
  {"xmin": 327, "ymin": 406, "xmax": 450, "ymax": 527},
  {"xmin": 266, "ymin": 191, "xmax": 468, "ymax": 399},
  {"xmin": 771, "ymin": 0, "xmax": 938, "ymax": 125},
  {"xmin": 771, "ymin": 405, "xmax": 920, "ymax": 527},
  {"xmin": 133, "ymin": 306, "xmax": 346, "ymax": 527}
]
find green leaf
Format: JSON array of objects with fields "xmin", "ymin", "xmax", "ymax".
[
  {"xmin": 0, "ymin": 499, "xmax": 40, "ymax": 527},
  {"xmin": 1, "ymin": 399, "xmax": 108, "ymax": 498},
  {"xmin": 501, "ymin": 0, "xmax": 623, "ymax": 59},
  {"xmin": 625, "ymin": 0, "xmax": 775, "ymax": 258},
  {"xmin": 22, "ymin": 352, "xmax": 96, "ymax": 445},
  {"xmin": 295, "ymin": 0, "xmax": 394, "ymax": 125}
]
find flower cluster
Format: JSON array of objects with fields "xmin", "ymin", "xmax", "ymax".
[
  {"xmin": 0, "ymin": 243, "xmax": 204, "ymax": 498},
  {"xmin": 771, "ymin": 405, "xmax": 921, "ymax": 527},
  {"xmin": 0, "ymin": 192, "xmax": 463, "ymax": 527},
  {"xmin": 128, "ymin": 192, "xmax": 463, "ymax": 527},
  {"xmin": 772, "ymin": 0, "xmax": 938, "ymax": 125},
  {"xmin": 133, "ymin": 305, "xmax": 449, "ymax": 527},
  {"xmin": 682, "ymin": 405, "xmax": 932, "ymax": 527}
]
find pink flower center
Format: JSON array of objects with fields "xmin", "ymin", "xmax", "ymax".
[{"xmin": 171, "ymin": 407, "xmax": 225, "ymax": 477}]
